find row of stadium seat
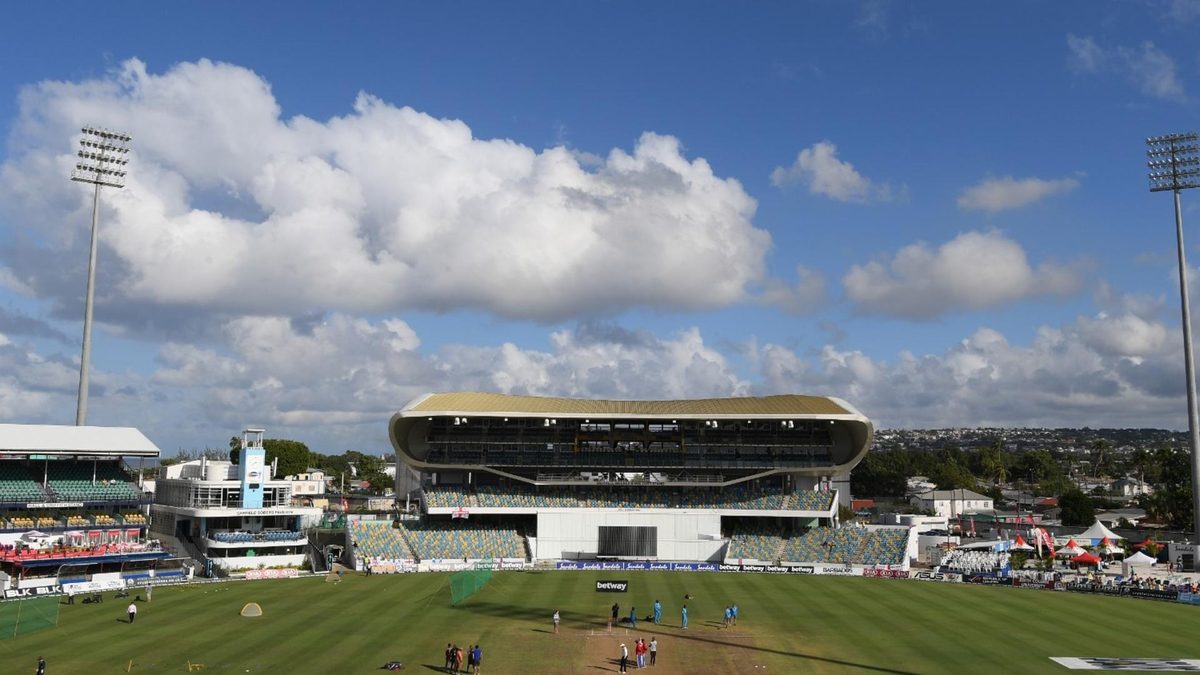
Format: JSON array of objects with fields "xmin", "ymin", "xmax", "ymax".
[
  {"xmin": 399, "ymin": 520, "xmax": 524, "ymax": 560},
  {"xmin": 209, "ymin": 530, "xmax": 301, "ymax": 543},
  {"xmin": 0, "ymin": 511, "xmax": 145, "ymax": 530},
  {"xmin": 0, "ymin": 462, "xmax": 140, "ymax": 503},
  {"xmin": 349, "ymin": 520, "xmax": 414, "ymax": 561},
  {"xmin": 726, "ymin": 521, "xmax": 788, "ymax": 561},
  {"xmin": 726, "ymin": 525, "xmax": 909, "ymax": 566},
  {"xmin": 349, "ymin": 519, "xmax": 525, "ymax": 562},
  {"xmin": 425, "ymin": 485, "xmax": 836, "ymax": 512}
]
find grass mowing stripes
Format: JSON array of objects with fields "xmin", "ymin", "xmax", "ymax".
[{"xmin": 0, "ymin": 572, "xmax": 1196, "ymax": 673}]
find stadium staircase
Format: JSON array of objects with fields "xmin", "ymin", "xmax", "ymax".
[
  {"xmin": 307, "ymin": 532, "xmax": 327, "ymax": 573},
  {"xmin": 771, "ymin": 537, "xmax": 787, "ymax": 562}
]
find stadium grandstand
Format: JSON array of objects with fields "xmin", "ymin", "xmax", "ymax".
[
  {"xmin": 0, "ymin": 424, "xmax": 187, "ymax": 598},
  {"xmin": 356, "ymin": 392, "xmax": 911, "ymax": 570}
]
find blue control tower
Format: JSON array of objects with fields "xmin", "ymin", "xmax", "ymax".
[{"xmin": 239, "ymin": 428, "xmax": 267, "ymax": 509}]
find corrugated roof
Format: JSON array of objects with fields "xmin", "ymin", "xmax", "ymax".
[{"xmin": 406, "ymin": 392, "xmax": 849, "ymax": 416}]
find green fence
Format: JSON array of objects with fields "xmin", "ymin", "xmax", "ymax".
[
  {"xmin": 449, "ymin": 562, "xmax": 494, "ymax": 605},
  {"xmin": 0, "ymin": 596, "xmax": 60, "ymax": 639}
]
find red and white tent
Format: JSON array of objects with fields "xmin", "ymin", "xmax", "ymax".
[
  {"xmin": 1011, "ymin": 535, "xmax": 1035, "ymax": 551},
  {"xmin": 1057, "ymin": 538, "xmax": 1086, "ymax": 556}
]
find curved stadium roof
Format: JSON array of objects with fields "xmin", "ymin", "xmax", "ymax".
[{"xmin": 400, "ymin": 392, "xmax": 860, "ymax": 418}]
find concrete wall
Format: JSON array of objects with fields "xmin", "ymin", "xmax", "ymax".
[{"xmin": 536, "ymin": 510, "xmax": 724, "ymax": 562}]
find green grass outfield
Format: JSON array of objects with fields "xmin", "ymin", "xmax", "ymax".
[{"xmin": 0, "ymin": 571, "xmax": 1195, "ymax": 674}]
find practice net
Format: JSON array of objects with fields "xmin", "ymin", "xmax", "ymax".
[
  {"xmin": 449, "ymin": 561, "xmax": 494, "ymax": 605},
  {"xmin": 0, "ymin": 596, "xmax": 59, "ymax": 639}
]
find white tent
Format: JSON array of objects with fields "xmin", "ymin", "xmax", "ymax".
[
  {"xmin": 1121, "ymin": 550, "xmax": 1157, "ymax": 577},
  {"xmin": 1078, "ymin": 520, "xmax": 1123, "ymax": 543},
  {"xmin": 1124, "ymin": 551, "xmax": 1156, "ymax": 565}
]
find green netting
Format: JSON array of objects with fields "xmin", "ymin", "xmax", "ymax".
[
  {"xmin": 449, "ymin": 561, "xmax": 494, "ymax": 605},
  {"xmin": 0, "ymin": 597, "xmax": 59, "ymax": 639}
]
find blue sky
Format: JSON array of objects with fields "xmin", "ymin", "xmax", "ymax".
[{"xmin": 1, "ymin": 1, "xmax": 1199, "ymax": 455}]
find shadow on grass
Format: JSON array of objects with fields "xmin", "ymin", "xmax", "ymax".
[{"xmin": 457, "ymin": 600, "xmax": 919, "ymax": 674}]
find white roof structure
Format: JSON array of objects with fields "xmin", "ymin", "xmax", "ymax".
[
  {"xmin": 0, "ymin": 424, "xmax": 161, "ymax": 457},
  {"xmin": 1079, "ymin": 520, "xmax": 1123, "ymax": 542}
]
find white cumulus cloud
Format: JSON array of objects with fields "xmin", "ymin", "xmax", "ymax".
[
  {"xmin": 957, "ymin": 175, "xmax": 1080, "ymax": 213},
  {"xmin": 842, "ymin": 230, "xmax": 1087, "ymax": 319},
  {"xmin": 0, "ymin": 58, "xmax": 772, "ymax": 324},
  {"xmin": 770, "ymin": 141, "xmax": 896, "ymax": 203}
]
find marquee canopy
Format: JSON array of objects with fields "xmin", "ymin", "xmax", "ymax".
[
  {"xmin": 1079, "ymin": 520, "xmax": 1123, "ymax": 543},
  {"xmin": 1124, "ymin": 551, "xmax": 1156, "ymax": 565}
]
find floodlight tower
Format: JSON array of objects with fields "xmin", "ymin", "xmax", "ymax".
[
  {"xmin": 70, "ymin": 126, "xmax": 131, "ymax": 426},
  {"xmin": 1147, "ymin": 131, "xmax": 1200, "ymax": 550}
]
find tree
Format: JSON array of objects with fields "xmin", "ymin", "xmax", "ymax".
[
  {"xmin": 229, "ymin": 436, "xmax": 241, "ymax": 464},
  {"xmin": 851, "ymin": 453, "xmax": 906, "ymax": 498},
  {"xmin": 346, "ymin": 451, "xmax": 391, "ymax": 492},
  {"xmin": 1059, "ymin": 488, "xmax": 1095, "ymax": 526},
  {"xmin": 262, "ymin": 439, "xmax": 312, "ymax": 479},
  {"xmin": 1089, "ymin": 440, "xmax": 1113, "ymax": 478}
]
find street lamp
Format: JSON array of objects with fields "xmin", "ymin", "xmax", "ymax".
[
  {"xmin": 70, "ymin": 126, "xmax": 131, "ymax": 426},
  {"xmin": 1147, "ymin": 132, "xmax": 1200, "ymax": 553}
]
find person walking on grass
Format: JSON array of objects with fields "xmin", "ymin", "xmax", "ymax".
[
  {"xmin": 553, "ymin": 609, "xmax": 560, "ymax": 634},
  {"xmin": 731, "ymin": 602, "xmax": 738, "ymax": 626},
  {"xmin": 472, "ymin": 645, "xmax": 481, "ymax": 674},
  {"xmin": 35, "ymin": 656, "xmax": 46, "ymax": 675},
  {"xmin": 653, "ymin": 599, "xmax": 661, "ymax": 624},
  {"xmin": 649, "ymin": 638, "xmax": 657, "ymax": 666},
  {"xmin": 629, "ymin": 605, "xmax": 637, "ymax": 628},
  {"xmin": 681, "ymin": 604, "xmax": 688, "ymax": 629},
  {"xmin": 127, "ymin": 601, "xmax": 137, "ymax": 624}
]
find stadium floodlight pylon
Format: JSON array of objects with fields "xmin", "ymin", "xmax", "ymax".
[
  {"xmin": 1147, "ymin": 131, "xmax": 1200, "ymax": 551},
  {"xmin": 69, "ymin": 126, "xmax": 132, "ymax": 426}
]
